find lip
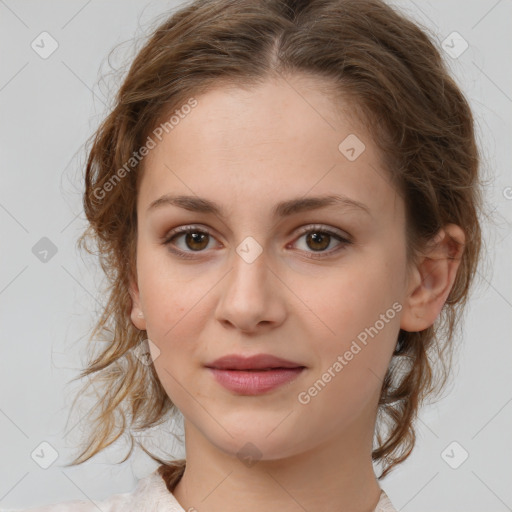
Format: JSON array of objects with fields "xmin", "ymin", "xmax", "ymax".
[
  {"xmin": 205, "ymin": 354, "xmax": 306, "ymax": 395},
  {"xmin": 207, "ymin": 367, "xmax": 305, "ymax": 395},
  {"xmin": 205, "ymin": 353, "xmax": 304, "ymax": 371}
]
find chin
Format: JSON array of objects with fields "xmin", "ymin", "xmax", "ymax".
[{"xmin": 201, "ymin": 423, "xmax": 311, "ymax": 464}]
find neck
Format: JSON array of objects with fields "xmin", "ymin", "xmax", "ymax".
[{"xmin": 172, "ymin": 408, "xmax": 383, "ymax": 512}]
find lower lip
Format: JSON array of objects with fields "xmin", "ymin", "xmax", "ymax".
[{"xmin": 207, "ymin": 367, "xmax": 305, "ymax": 395}]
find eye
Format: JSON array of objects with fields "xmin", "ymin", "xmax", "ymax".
[
  {"xmin": 291, "ymin": 224, "xmax": 352, "ymax": 259},
  {"xmin": 163, "ymin": 225, "xmax": 218, "ymax": 259},
  {"xmin": 162, "ymin": 224, "xmax": 352, "ymax": 260}
]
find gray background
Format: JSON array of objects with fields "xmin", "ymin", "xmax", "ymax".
[{"xmin": 0, "ymin": 0, "xmax": 511, "ymax": 510}]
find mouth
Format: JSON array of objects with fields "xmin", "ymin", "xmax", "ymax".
[
  {"xmin": 204, "ymin": 353, "xmax": 306, "ymax": 395},
  {"xmin": 205, "ymin": 367, "xmax": 305, "ymax": 395}
]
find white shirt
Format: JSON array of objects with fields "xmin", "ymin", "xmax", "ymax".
[{"xmin": 1, "ymin": 467, "xmax": 397, "ymax": 512}]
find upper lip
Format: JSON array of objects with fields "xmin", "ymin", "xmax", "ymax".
[{"xmin": 205, "ymin": 354, "xmax": 305, "ymax": 370}]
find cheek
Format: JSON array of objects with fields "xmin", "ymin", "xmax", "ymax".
[
  {"xmin": 305, "ymin": 251, "xmax": 404, "ymax": 382},
  {"xmin": 136, "ymin": 250, "xmax": 215, "ymax": 356},
  {"xmin": 137, "ymin": 248, "xmax": 196, "ymax": 330},
  {"xmin": 296, "ymin": 271, "xmax": 401, "ymax": 428},
  {"xmin": 310, "ymin": 257, "xmax": 401, "ymax": 332}
]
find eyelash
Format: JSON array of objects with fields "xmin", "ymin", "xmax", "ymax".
[{"xmin": 162, "ymin": 224, "xmax": 352, "ymax": 260}]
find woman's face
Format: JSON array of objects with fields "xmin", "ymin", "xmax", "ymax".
[{"xmin": 130, "ymin": 75, "xmax": 414, "ymax": 460}]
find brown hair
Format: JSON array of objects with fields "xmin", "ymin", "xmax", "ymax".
[{"xmin": 65, "ymin": 0, "xmax": 484, "ymax": 479}]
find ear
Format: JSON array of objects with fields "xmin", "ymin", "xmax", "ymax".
[
  {"xmin": 129, "ymin": 272, "xmax": 147, "ymax": 331},
  {"xmin": 400, "ymin": 224, "xmax": 465, "ymax": 332}
]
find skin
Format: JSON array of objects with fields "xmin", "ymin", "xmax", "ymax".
[{"xmin": 129, "ymin": 74, "xmax": 465, "ymax": 512}]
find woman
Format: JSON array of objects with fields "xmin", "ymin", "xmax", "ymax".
[{"xmin": 3, "ymin": 0, "xmax": 483, "ymax": 510}]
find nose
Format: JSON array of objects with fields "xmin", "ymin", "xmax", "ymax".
[{"xmin": 214, "ymin": 246, "xmax": 287, "ymax": 334}]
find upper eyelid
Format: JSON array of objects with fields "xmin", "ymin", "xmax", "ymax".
[{"xmin": 295, "ymin": 224, "xmax": 350, "ymax": 239}]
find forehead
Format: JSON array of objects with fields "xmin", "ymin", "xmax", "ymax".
[{"xmin": 138, "ymin": 76, "xmax": 399, "ymax": 221}]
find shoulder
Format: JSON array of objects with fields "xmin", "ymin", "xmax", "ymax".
[
  {"xmin": 0, "ymin": 466, "xmax": 184, "ymax": 512},
  {"xmin": 375, "ymin": 489, "xmax": 398, "ymax": 512}
]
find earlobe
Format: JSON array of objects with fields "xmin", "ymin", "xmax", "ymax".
[
  {"xmin": 128, "ymin": 275, "xmax": 147, "ymax": 331},
  {"xmin": 400, "ymin": 224, "xmax": 465, "ymax": 332}
]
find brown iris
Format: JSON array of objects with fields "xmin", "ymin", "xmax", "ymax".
[{"xmin": 306, "ymin": 232, "xmax": 330, "ymax": 251}]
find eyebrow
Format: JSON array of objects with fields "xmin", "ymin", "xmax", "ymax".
[{"xmin": 147, "ymin": 193, "xmax": 371, "ymax": 218}]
